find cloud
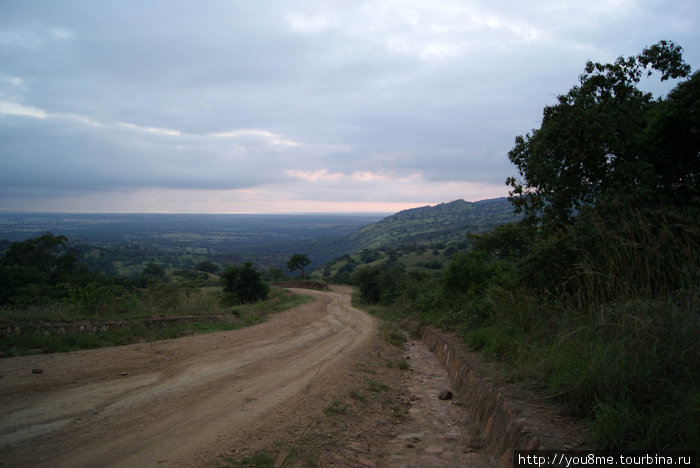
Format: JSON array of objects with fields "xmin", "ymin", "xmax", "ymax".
[
  {"xmin": 208, "ymin": 129, "xmax": 301, "ymax": 147},
  {"xmin": 286, "ymin": 169, "xmax": 345, "ymax": 182},
  {"xmin": 0, "ymin": 0, "xmax": 698, "ymax": 213},
  {"xmin": 0, "ymin": 100, "xmax": 47, "ymax": 119},
  {"xmin": 286, "ymin": 0, "xmax": 545, "ymax": 60}
]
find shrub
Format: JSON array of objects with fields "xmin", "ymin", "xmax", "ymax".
[{"xmin": 221, "ymin": 262, "xmax": 269, "ymax": 304}]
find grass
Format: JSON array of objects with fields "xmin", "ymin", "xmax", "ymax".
[
  {"xmin": 451, "ymin": 279, "xmax": 700, "ymax": 450},
  {"xmin": 380, "ymin": 322, "xmax": 408, "ymax": 347},
  {"xmin": 1, "ymin": 286, "xmax": 312, "ymax": 357},
  {"xmin": 360, "ymin": 207, "xmax": 700, "ymax": 451},
  {"xmin": 1, "ymin": 285, "xmax": 312, "ymax": 323},
  {"xmin": 365, "ymin": 379, "xmax": 389, "ymax": 393},
  {"xmin": 223, "ymin": 450, "xmax": 276, "ymax": 468},
  {"xmin": 323, "ymin": 399, "xmax": 350, "ymax": 416},
  {"xmin": 454, "ymin": 287, "xmax": 700, "ymax": 450},
  {"xmin": 349, "ymin": 390, "xmax": 367, "ymax": 403}
]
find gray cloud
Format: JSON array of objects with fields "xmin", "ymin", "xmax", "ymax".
[{"xmin": 1, "ymin": 0, "xmax": 699, "ymax": 212}]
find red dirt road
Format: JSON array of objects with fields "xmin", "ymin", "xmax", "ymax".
[{"xmin": 0, "ymin": 286, "xmax": 376, "ymax": 467}]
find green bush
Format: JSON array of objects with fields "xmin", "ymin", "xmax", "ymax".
[{"xmin": 221, "ymin": 262, "xmax": 269, "ymax": 304}]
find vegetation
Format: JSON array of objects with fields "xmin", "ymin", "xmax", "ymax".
[
  {"xmin": 221, "ymin": 262, "xmax": 270, "ymax": 304},
  {"xmin": 0, "ymin": 233, "xmax": 304, "ymax": 356},
  {"xmin": 1, "ymin": 286, "xmax": 310, "ymax": 357},
  {"xmin": 343, "ymin": 198, "xmax": 520, "ymax": 251},
  {"xmin": 348, "ymin": 42, "xmax": 699, "ymax": 450},
  {"xmin": 507, "ymin": 40, "xmax": 697, "ymax": 228},
  {"xmin": 286, "ymin": 253, "xmax": 311, "ymax": 278},
  {"xmin": 0, "ymin": 39, "xmax": 696, "ymax": 453}
]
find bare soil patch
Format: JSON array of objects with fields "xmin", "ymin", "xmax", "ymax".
[{"xmin": 0, "ymin": 286, "xmax": 375, "ymax": 467}]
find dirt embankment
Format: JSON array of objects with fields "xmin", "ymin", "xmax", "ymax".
[{"xmin": 0, "ymin": 286, "xmax": 375, "ymax": 467}]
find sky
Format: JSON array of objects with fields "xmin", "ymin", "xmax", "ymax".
[{"xmin": 1, "ymin": 1, "xmax": 699, "ymax": 214}]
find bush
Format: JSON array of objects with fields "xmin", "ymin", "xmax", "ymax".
[
  {"xmin": 351, "ymin": 261, "xmax": 408, "ymax": 305},
  {"xmin": 221, "ymin": 262, "xmax": 269, "ymax": 304}
]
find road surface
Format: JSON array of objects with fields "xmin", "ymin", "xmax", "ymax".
[{"xmin": 0, "ymin": 286, "xmax": 375, "ymax": 467}]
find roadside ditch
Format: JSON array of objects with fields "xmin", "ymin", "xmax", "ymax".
[{"xmin": 420, "ymin": 326, "xmax": 589, "ymax": 468}]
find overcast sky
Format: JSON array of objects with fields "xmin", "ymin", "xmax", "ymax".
[{"xmin": 1, "ymin": 1, "xmax": 698, "ymax": 213}]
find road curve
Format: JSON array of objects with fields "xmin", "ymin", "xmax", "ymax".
[{"xmin": 0, "ymin": 286, "xmax": 376, "ymax": 467}]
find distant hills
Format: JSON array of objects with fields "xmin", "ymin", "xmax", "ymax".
[
  {"xmin": 292, "ymin": 197, "xmax": 522, "ymax": 266},
  {"xmin": 344, "ymin": 197, "xmax": 521, "ymax": 251},
  {"xmin": 0, "ymin": 198, "xmax": 522, "ymax": 273}
]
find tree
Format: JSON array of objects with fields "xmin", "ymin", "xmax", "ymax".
[
  {"xmin": 142, "ymin": 263, "xmax": 165, "ymax": 278},
  {"xmin": 506, "ymin": 41, "xmax": 697, "ymax": 229},
  {"xmin": 221, "ymin": 262, "xmax": 269, "ymax": 304},
  {"xmin": 266, "ymin": 267, "xmax": 286, "ymax": 282},
  {"xmin": 351, "ymin": 261, "xmax": 408, "ymax": 305},
  {"xmin": 194, "ymin": 260, "xmax": 219, "ymax": 274},
  {"xmin": 0, "ymin": 234, "xmax": 77, "ymax": 304},
  {"xmin": 1, "ymin": 233, "xmax": 76, "ymax": 280},
  {"xmin": 352, "ymin": 265, "xmax": 381, "ymax": 303},
  {"xmin": 287, "ymin": 253, "xmax": 311, "ymax": 278}
]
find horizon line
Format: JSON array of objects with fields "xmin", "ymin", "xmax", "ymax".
[{"xmin": 0, "ymin": 197, "xmax": 508, "ymax": 217}]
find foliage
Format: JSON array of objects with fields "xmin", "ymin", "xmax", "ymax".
[
  {"xmin": 286, "ymin": 253, "xmax": 311, "ymax": 278},
  {"xmin": 443, "ymin": 251, "xmax": 498, "ymax": 296},
  {"xmin": 265, "ymin": 267, "xmax": 286, "ymax": 282},
  {"xmin": 1, "ymin": 286, "xmax": 307, "ymax": 357},
  {"xmin": 221, "ymin": 262, "xmax": 270, "ymax": 304},
  {"xmin": 518, "ymin": 204, "xmax": 700, "ymax": 300},
  {"xmin": 345, "ymin": 198, "xmax": 521, "ymax": 251},
  {"xmin": 0, "ymin": 234, "xmax": 86, "ymax": 305},
  {"xmin": 194, "ymin": 260, "xmax": 219, "ymax": 273},
  {"xmin": 345, "ymin": 42, "xmax": 700, "ymax": 450},
  {"xmin": 351, "ymin": 261, "xmax": 408, "ymax": 305},
  {"xmin": 507, "ymin": 41, "xmax": 698, "ymax": 229},
  {"xmin": 468, "ymin": 221, "xmax": 535, "ymax": 260},
  {"xmin": 2, "ymin": 41, "xmax": 698, "ymax": 449}
]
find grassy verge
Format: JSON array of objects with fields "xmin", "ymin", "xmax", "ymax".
[
  {"xmin": 1, "ymin": 286, "xmax": 312, "ymax": 357},
  {"xmin": 1, "ymin": 286, "xmax": 232, "ymax": 322},
  {"xmin": 414, "ymin": 286, "xmax": 700, "ymax": 450}
]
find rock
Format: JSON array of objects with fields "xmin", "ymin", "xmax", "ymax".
[
  {"xmin": 438, "ymin": 389, "xmax": 452, "ymax": 400},
  {"xmin": 32, "ymin": 368, "xmax": 44, "ymax": 374}
]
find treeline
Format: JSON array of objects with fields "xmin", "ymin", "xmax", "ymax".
[
  {"xmin": 0, "ymin": 233, "xmax": 276, "ymax": 320},
  {"xmin": 350, "ymin": 42, "xmax": 699, "ymax": 450}
]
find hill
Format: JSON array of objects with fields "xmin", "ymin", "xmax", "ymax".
[
  {"xmin": 342, "ymin": 197, "xmax": 520, "ymax": 251},
  {"xmin": 309, "ymin": 198, "xmax": 523, "ymax": 280}
]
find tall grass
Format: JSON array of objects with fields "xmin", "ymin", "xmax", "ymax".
[
  {"xmin": 418, "ymin": 207, "xmax": 699, "ymax": 450},
  {"xmin": 566, "ymin": 207, "xmax": 700, "ymax": 306},
  {"xmin": 1, "ymin": 286, "xmax": 311, "ymax": 357},
  {"xmin": 1, "ymin": 286, "xmax": 231, "ymax": 322}
]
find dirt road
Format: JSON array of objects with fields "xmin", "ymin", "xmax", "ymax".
[{"xmin": 0, "ymin": 286, "xmax": 376, "ymax": 467}]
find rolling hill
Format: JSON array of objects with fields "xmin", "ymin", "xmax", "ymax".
[
  {"xmin": 293, "ymin": 197, "xmax": 522, "ymax": 271},
  {"xmin": 343, "ymin": 197, "xmax": 521, "ymax": 251}
]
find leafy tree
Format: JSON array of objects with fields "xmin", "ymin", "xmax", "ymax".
[
  {"xmin": 287, "ymin": 253, "xmax": 311, "ymax": 278},
  {"xmin": 266, "ymin": 267, "xmax": 286, "ymax": 282},
  {"xmin": 506, "ymin": 41, "xmax": 697, "ymax": 229},
  {"xmin": 142, "ymin": 263, "xmax": 166, "ymax": 278},
  {"xmin": 352, "ymin": 265, "xmax": 382, "ymax": 304},
  {"xmin": 0, "ymin": 234, "xmax": 78, "ymax": 304},
  {"xmin": 442, "ymin": 251, "xmax": 494, "ymax": 296},
  {"xmin": 221, "ymin": 262, "xmax": 269, "ymax": 304},
  {"xmin": 194, "ymin": 260, "xmax": 219, "ymax": 274},
  {"xmin": 360, "ymin": 249, "xmax": 382, "ymax": 263},
  {"xmin": 2, "ymin": 233, "xmax": 76, "ymax": 279},
  {"xmin": 351, "ymin": 261, "xmax": 408, "ymax": 305},
  {"xmin": 469, "ymin": 221, "xmax": 536, "ymax": 260}
]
